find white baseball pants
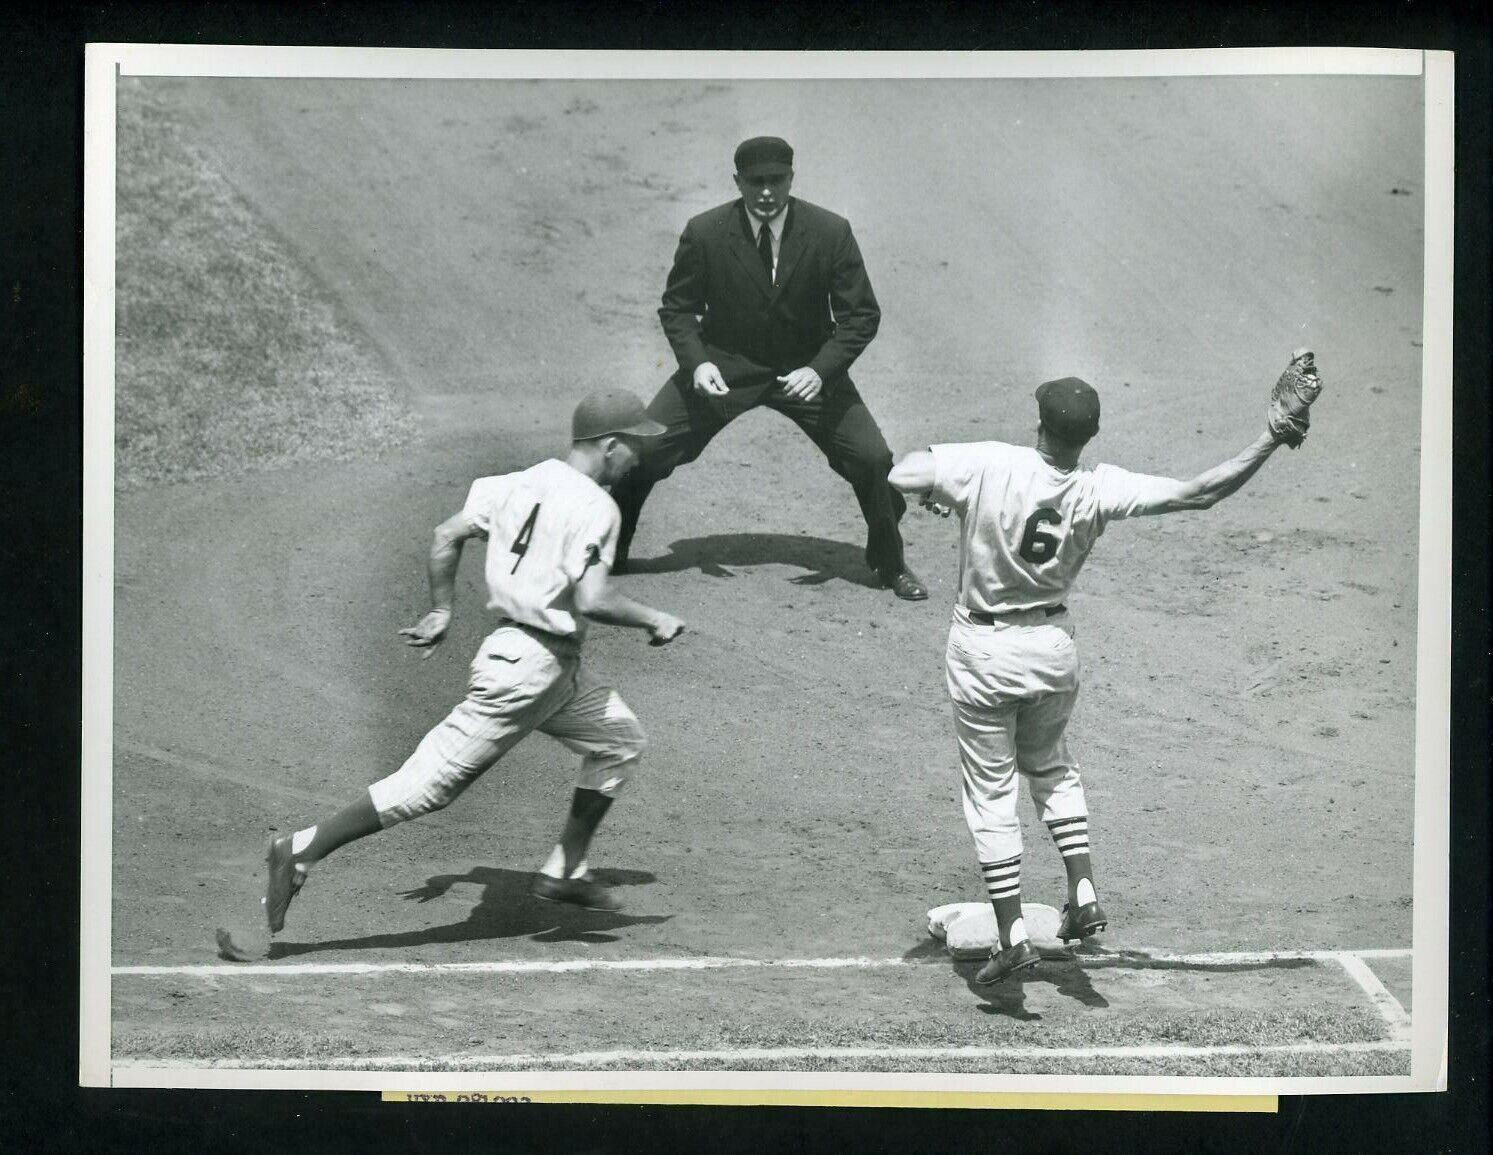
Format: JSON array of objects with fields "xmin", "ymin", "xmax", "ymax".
[
  {"xmin": 368, "ymin": 623, "xmax": 646, "ymax": 827},
  {"xmin": 944, "ymin": 606, "xmax": 1088, "ymax": 863}
]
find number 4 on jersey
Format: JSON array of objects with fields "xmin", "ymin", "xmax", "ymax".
[
  {"xmin": 510, "ymin": 503, "xmax": 541, "ymax": 572},
  {"xmin": 1018, "ymin": 508, "xmax": 1062, "ymax": 563}
]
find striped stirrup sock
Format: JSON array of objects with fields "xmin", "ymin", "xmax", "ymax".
[
  {"xmin": 1046, "ymin": 815, "xmax": 1090, "ymax": 858},
  {"xmin": 979, "ymin": 855, "xmax": 1027, "ymax": 947},
  {"xmin": 980, "ymin": 855, "xmax": 1022, "ymax": 902}
]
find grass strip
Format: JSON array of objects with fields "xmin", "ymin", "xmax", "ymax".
[{"xmin": 115, "ymin": 79, "xmax": 415, "ymax": 490}]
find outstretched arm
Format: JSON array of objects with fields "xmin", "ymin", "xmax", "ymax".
[
  {"xmin": 573, "ymin": 561, "xmax": 686, "ymax": 646},
  {"xmin": 1135, "ymin": 348, "xmax": 1322, "ymax": 514},
  {"xmin": 894, "ymin": 429, "xmax": 1283, "ymax": 518},
  {"xmin": 399, "ymin": 512, "xmax": 480, "ymax": 650},
  {"xmin": 1128, "ymin": 431, "xmax": 1282, "ymax": 516}
]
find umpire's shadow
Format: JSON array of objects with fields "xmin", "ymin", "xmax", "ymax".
[
  {"xmin": 901, "ymin": 939, "xmax": 1111, "ymax": 1021},
  {"xmin": 626, "ymin": 533, "xmax": 880, "ymax": 589},
  {"xmin": 268, "ymin": 866, "xmax": 669, "ymax": 958}
]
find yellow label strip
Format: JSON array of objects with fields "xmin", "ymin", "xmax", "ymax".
[{"xmin": 382, "ymin": 1090, "xmax": 1277, "ymax": 1112}]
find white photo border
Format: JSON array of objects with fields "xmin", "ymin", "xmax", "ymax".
[{"xmin": 81, "ymin": 44, "xmax": 1453, "ymax": 1098}]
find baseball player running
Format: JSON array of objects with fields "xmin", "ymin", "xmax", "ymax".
[
  {"xmin": 217, "ymin": 390, "xmax": 686, "ymax": 959},
  {"xmin": 888, "ymin": 353, "xmax": 1321, "ymax": 984}
]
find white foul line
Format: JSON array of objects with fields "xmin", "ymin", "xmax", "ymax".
[
  {"xmin": 113, "ymin": 947, "xmax": 1411, "ymax": 978},
  {"xmin": 114, "ymin": 1038, "xmax": 1411, "ymax": 1072},
  {"xmin": 1332, "ymin": 952, "xmax": 1414, "ymax": 1041}
]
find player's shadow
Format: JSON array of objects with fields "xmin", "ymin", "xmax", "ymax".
[
  {"xmin": 902, "ymin": 938, "xmax": 1108, "ymax": 1020},
  {"xmin": 952, "ymin": 950, "xmax": 1111, "ymax": 1020},
  {"xmin": 903, "ymin": 940, "xmax": 1320, "ymax": 1021},
  {"xmin": 267, "ymin": 865, "xmax": 670, "ymax": 958},
  {"xmin": 625, "ymin": 533, "xmax": 880, "ymax": 589}
]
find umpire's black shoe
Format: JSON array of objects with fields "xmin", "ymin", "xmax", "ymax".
[
  {"xmin": 975, "ymin": 939, "xmax": 1040, "ymax": 985},
  {"xmin": 1057, "ymin": 901, "xmax": 1109, "ymax": 944},
  {"xmin": 532, "ymin": 873, "xmax": 623, "ymax": 912},
  {"xmin": 880, "ymin": 566, "xmax": 929, "ymax": 601}
]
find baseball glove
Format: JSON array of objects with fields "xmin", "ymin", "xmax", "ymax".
[{"xmin": 1266, "ymin": 348, "xmax": 1323, "ymax": 449}]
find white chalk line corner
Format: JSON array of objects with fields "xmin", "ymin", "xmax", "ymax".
[{"xmin": 111, "ymin": 947, "xmax": 1412, "ymax": 1070}]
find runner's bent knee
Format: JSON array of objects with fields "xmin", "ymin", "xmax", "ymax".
[
  {"xmin": 371, "ymin": 631, "xmax": 566, "ymax": 828},
  {"xmin": 368, "ymin": 717, "xmax": 508, "ymax": 828},
  {"xmin": 577, "ymin": 712, "xmax": 646, "ymax": 797}
]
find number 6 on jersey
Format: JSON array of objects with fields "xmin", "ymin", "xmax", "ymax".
[{"xmin": 1018, "ymin": 508, "xmax": 1062, "ymax": 564}]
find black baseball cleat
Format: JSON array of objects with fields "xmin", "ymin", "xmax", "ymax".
[
  {"xmin": 879, "ymin": 566, "xmax": 929, "ymax": 601},
  {"xmin": 532, "ymin": 873, "xmax": 623, "ymax": 912},
  {"xmin": 975, "ymin": 939, "xmax": 1041, "ymax": 985},
  {"xmin": 264, "ymin": 836, "xmax": 307, "ymax": 934},
  {"xmin": 1057, "ymin": 901, "xmax": 1109, "ymax": 944}
]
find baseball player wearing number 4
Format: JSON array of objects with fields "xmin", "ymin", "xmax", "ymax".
[
  {"xmin": 889, "ymin": 352, "xmax": 1321, "ymax": 984},
  {"xmin": 216, "ymin": 391, "xmax": 685, "ymax": 960}
]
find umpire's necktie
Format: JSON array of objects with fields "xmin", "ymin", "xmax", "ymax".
[{"xmin": 757, "ymin": 220, "xmax": 774, "ymax": 284}]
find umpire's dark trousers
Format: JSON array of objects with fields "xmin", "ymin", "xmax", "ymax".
[{"xmin": 611, "ymin": 368, "xmax": 907, "ymax": 576}]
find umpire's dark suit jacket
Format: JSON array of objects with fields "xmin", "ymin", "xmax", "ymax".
[{"xmin": 657, "ymin": 198, "xmax": 881, "ymax": 389}]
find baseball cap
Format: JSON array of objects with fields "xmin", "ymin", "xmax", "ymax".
[
  {"xmin": 571, "ymin": 390, "xmax": 666, "ymax": 442},
  {"xmin": 734, "ymin": 136, "xmax": 794, "ymax": 176},
  {"xmin": 1035, "ymin": 377, "xmax": 1101, "ymax": 443}
]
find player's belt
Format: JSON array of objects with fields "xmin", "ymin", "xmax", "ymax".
[
  {"xmin": 493, "ymin": 617, "xmax": 578, "ymax": 646},
  {"xmin": 967, "ymin": 605, "xmax": 1066, "ymax": 625}
]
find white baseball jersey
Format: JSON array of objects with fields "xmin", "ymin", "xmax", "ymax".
[
  {"xmin": 929, "ymin": 441, "xmax": 1174, "ymax": 613},
  {"xmin": 459, "ymin": 459, "xmax": 620, "ymax": 639}
]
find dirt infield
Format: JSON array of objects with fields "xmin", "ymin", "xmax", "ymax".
[{"xmin": 110, "ymin": 73, "xmax": 1425, "ymax": 1076}]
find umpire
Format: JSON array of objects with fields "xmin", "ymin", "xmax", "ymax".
[{"xmin": 611, "ymin": 136, "xmax": 927, "ymax": 600}]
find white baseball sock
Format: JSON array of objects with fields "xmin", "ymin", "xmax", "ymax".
[{"xmin": 539, "ymin": 845, "xmax": 589, "ymax": 880}]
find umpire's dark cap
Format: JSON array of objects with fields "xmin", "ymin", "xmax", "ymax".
[
  {"xmin": 1035, "ymin": 377, "xmax": 1101, "ymax": 443},
  {"xmin": 734, "ymin": 136, "xmax": 794, "ymax": 176},
  {"xmin": 572, "ymin": 390, "xmax": 666, "ymax": 442}
]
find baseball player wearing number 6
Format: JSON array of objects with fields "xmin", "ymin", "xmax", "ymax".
[
  {"xmin": 216, "ymin": 390, "xmax": 686, "ymax": 959},
  {"xmin": 889, "ymin": 352, "xmax": 1321, "ymax": 984}
]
